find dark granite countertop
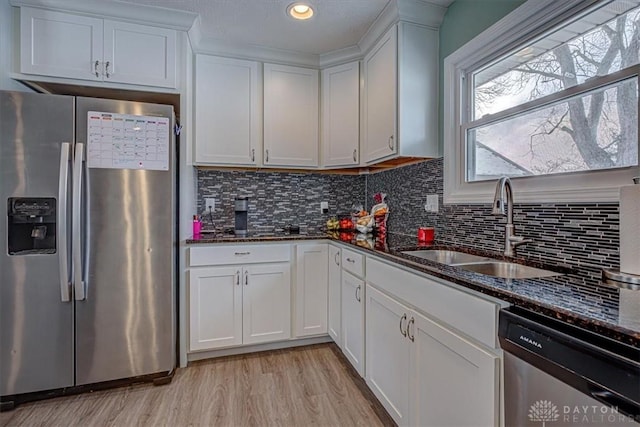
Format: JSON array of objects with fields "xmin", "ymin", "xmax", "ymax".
[
  {"xmin": 187, "ymin": 230, "xmax": 639, "ymax": 347},
  {"xmin": 187, "ymin": 230, "xmax": 327, "ymax": 243}
]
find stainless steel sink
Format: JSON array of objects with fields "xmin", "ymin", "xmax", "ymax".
[
  {"xmin": 455, "ymin": 261, "xmax": 561, "ymax": 279},
  {"xmin": 401, "ymin": 249, "xmax": 562, "ymax": 279},
  {"xmin": 401, "ymin": 250, "xmax": 492, "ymax": 265}
]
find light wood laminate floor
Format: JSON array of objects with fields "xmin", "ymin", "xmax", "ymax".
[{"xmin": 1, "ymin": 343, "xmax": 394, "ymax": 427}]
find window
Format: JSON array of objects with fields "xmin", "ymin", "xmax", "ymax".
[{"xmin": 444, "ymin": 0, "xmax": 640, "ymax": 203}]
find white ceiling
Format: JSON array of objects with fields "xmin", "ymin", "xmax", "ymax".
[{"xmin": 115, "ymin": 0, "xmax": 450, "ymax": 55}]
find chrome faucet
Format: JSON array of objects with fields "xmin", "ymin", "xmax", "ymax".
[{"xmin": 492, "ymin": 176, "xmax": 532, "ymax": 257}]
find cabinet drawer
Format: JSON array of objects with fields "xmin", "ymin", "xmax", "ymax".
[
  {"xmin": 366, "ymin": 257, "xmax": 500, "ymax": 348},
  {"xmin": 189, "ymin": 244, "xmax": 291, "ymax": 267},
  {"xmin": 342, "ymin": 248, "xmax": 364, "ymax": 278}
]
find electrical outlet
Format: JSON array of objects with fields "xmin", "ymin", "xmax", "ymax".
[
  {"xmin": 320, "ymin": 201, "xmax": 329, "ymax": 214},
  {"xmin": 425, "ymin": 194, "xmax": 439, "ymax": 212},
  {"xmin": 205, "ymin": 198, "xmax": 215, "ymax": 212}
]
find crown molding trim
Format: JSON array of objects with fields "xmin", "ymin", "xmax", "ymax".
[
  {"xmin": 319, "ymin": 45, "xmax": 363, "ymax": 68},
  {"xmin": 9, "ymin": 0, "xmax": 197, "ymax": 30},
  {"xmin": 11, "ymin": 0, "xmax": 449, "ymax": 67},
  {"xmin": 193, "ymin": 39, "xmax": 319, "ymax": 68}
]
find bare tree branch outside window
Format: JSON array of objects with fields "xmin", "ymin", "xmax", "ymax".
[{"xmin": 468, "ymin": 6, "xmax": 639, "ymax": 180}]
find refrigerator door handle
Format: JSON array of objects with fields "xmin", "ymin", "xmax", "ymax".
[
  {"xmin": 58, "ymin": 142, "xmax": 71, "ymax": 302},
  {"xmin": 73, "ymin": 143, "xmax": 86, "ymax": 301}
]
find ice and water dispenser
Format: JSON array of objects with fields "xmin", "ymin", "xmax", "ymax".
[{"xmin": 7, "ymin": 197, "xmax": 57, "ymax": 255}]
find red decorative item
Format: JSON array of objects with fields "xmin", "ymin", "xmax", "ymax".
[{"xmin": 418, "ymin": 227, "xmax": 434, "ymax": 242}]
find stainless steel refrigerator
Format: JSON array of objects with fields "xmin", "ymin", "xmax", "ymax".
[{"xmin": 0, "ymin": 90, "xmax": 175, "ymax": 405}]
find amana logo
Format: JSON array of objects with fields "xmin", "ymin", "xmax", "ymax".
[{"xmin": 520, "ymin": 335, "xmax": 543, "ymax": 348}]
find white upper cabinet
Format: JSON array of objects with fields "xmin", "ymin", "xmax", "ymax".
[
  {"xmin": 194, "ymin": 55, "xmax": 260, "ymax": 166},
  {"xmin": 321, "ymin": 61, "xmax": 360, "ymax": 167},
  {"xmin": 363, "ymin": 22, "xmax": 439, "ymax": 164},
  {"xmin": 19, "ymin": 7, "xmax": 177, "ymax": 88},
  {"xmin": 102, "ymin": 20, "xmax": 176, "ymax": 88},
  {"xmin": 263, "ymin": 63, "xmax": 319, "ymax": 168},
  {"xmin": 20, "ymin": 8, "xmax": 103, "ymax": 82},
  {"xmin": 363, "ymin": 27, "xmax": 396, "ymax": 163}
]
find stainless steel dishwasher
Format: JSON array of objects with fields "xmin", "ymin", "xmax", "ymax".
[{"xmin": 499, "ymin": 307, "xmax": 639, "ymax": 427}]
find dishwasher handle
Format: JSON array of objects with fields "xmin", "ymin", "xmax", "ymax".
[{"xmin": 588, "ymin": 385, "xmax": 640, "ymax": 420}]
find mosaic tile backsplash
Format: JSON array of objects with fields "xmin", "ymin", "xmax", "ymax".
[
  {"xmin": 196, "ymin": 169, "xmax": 365, "ymax": 233},
  {"xmin": 197, "ymin": 158, "xmax": 621, "ymax": 300},
  {"xmin": 365, "ymin": 158, "xmax": 621, "ymax": 295}
]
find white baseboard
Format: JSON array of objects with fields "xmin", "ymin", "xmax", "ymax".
[{"xmin": 186, "ymin": 335, "xmax": 333, "ymax": 363}]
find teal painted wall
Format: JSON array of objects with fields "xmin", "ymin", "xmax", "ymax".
[{"xmin": 437, "ymin": 0, "xmax": 526, "ymax": 150}]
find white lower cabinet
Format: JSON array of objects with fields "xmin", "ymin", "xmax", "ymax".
[
  {"xmin": 294, "ymin": 244, "xmax": 329, "ymax": 337},
  {"xmin": 365, "ymin": 281, "xmax": 500, "ymax": 426},
  {"xmin": 189, "ymin": 266, "xmax": 243, "ymax": 351},
  {"xmin": 341, "ymin": 271, "xmax": 365, "ymax": 376},
  {"xmin": 242, "ymin": 263, "xmax": 291, "ymax": 345},
  {"xmin": 365, "ymin": 285, "xmax": 411, "ymax": 424},
  {"xmin": 327, "ymin": 245, "xmax": 342, "ymax": 346},
  {"xmin": 410, "ymin": 311, "xmax": 499, "ymax": 427},
  {"xmin": 188, "ymin": 261, "xmax": 290, "ymax": 351}
]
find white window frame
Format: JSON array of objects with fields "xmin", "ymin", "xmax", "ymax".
[{"xmin": 443, "ymin": 0, "xmax": 640, "ymax": 204}]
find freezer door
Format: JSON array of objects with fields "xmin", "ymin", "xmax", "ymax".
[
  {"xmin": 0, "ymin": 91, "xmax": 74, "ymax": 396},
  {"xmin": 74, "ymin": 97, "xmax": 175, "ymax": 385}
]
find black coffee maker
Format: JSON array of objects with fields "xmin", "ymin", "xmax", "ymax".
[{"xmin": 234, "ymin": 197, "xmax": 248, "ymax": 236}]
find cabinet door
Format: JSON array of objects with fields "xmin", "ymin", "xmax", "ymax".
[
  {"xmin": 321, "ymin": 62, "xmax": 360, "ymax": 167},
  {"xmin": 327, "ymin": 245, "xmax": 342, "ymax": 346},
  {"xmin": 243, "ymin": 263, "xmax": 291, "ymax": 345},
  {"xmin": 20, "ymin": 7, "xmax": 103, "ymax": 81},
  {"xmin": 295, "ymin": 244, "xmax": 328, "ymax": 337},
  {"xmin": 365, "ymin": 285, "xmax": 411, "ymax": 425},
  {"xmin": 103, "ymin": 20, "xmax": 176, "ymax": 88},
  {"xmin": 341, "ymin": 271, "xmax": 365, "ymax": 376},
  {"xmin": 188, "ymin": 267, "xmax": 242, "ymax": 351},
  {"xmin": 263, "ymin": 63, "xmax": 319, "ymax": 167},
  {"xmin": 363, "ymin": 26, "xmax": 397, "ymax": 163},
  {"xmin": 410, "ymin": 311, "xmax": 500, "ymax": 427},
  {"xmin": 194, "ymin": 55, "xmax": 260, "ymax": 166}
]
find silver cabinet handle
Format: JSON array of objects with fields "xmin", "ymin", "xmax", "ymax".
[
  {"xmin": 244, "ymin": 270, "xmax": 249, "ymax": 285},
  {"xmin": 399, "ymin": 313, "xmax": 407, "ymax": 337},
  {"xmin": 388, "ymin": 135, "xmax": 394, "ymax": 150},
  {"xmin": 334, "ymin": 252, "xmax": 340, "ymax": 266},
  {"xmin": 265, "ymin": 149, "xmax": 269, "ymax": 162},
  {"xmin": 234, "ymin": 251, "xmax": 250, "ymax": 256},
  {"xmin": 407, "ymin": 317, "xmax": 415, "ymax": 342},
  {"xmin": 346, "ymin": 257, "xmax": 355, "ymax": 263},
  {"xmin": 251, "ymin": 148, "xmax": 255, "ymax": 162},
  {"xmin": 355, "ymin": 285, "xmax": 361, "ymax": 302},
  {"xmin": 353, "ymin": 149, "xmax": 357, "ymax": 162},
  {"xmin": 58, "ymin": 143, "xmax": 71, "ymax": 302},
  {"xmin": 93, "ymin": 60, "xmax": 100, "ymax": 78},
  {"xmin": 236, "ymin": 270, "xmax": 240, "ymax": 286},
  {"xmin": 73, "ymin": 143, "xmax": 86, "ymax": 301},
  {"xmin": 105, "ymin": 61, "xmax": 111, "ymax": 78}
]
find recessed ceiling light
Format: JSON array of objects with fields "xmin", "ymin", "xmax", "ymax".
[{"xmin": 287, "ymin": 2, "xmax": 314, "ymax": 20}]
